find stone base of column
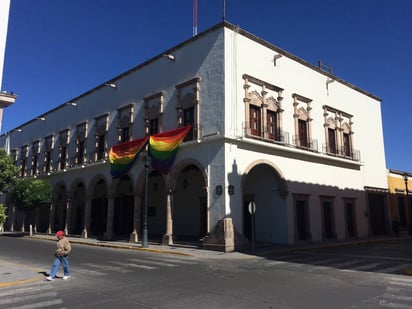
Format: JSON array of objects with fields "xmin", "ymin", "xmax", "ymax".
[
  {"xmin": 203, "ymin": 217, "xmax": 247, "ymax": 252},
  {"xmin": 103, "ymin": 231, "xmax": 112, "ymax": 240},
  {"xmin": 81, "ymin": 229, "xmax": 88, "ymax": 239},
  {"xmin": 162, "ymin": 234, "xmax": 174, "ymax": 246},
  {"xmin": 130, "ymin": 231, "xmax": 139, "ymax": 243}
]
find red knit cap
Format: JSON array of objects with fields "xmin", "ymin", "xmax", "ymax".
[{"xmin": 55, "ymin": 231, "xmax": 64, "ymax": 237}]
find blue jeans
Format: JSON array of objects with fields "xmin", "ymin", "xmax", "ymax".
[{"xmin": 49, "ymin": 255, "xmax": 70, "ymax": 278}]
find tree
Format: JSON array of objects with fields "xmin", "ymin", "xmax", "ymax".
[
  {"xmin": 0, "ymin": 149, "xmax": 19, "ymax": 194},
  {"xmin": 12, "ymin": 178, "xmax": 52, "ymax": 209},
  {"xmin": 11, "ymin": 178, "xmax": 52, "ymax": 232},
  {"xmin": 0, "ymin": 204, "xmax": 7, "ymax": 228}
]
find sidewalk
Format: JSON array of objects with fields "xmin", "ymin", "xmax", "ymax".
[{"xmin": 1, "ymin": 232, "xmax": 410, "ymax": 287}]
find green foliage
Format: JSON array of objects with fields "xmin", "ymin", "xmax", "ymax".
[
  {"xmin": 12, "ymin": 178, "xmax": 52, "ymax": 209},
  {"xmin": 0, "ymin": 149, "xmax": 19, "ymax": 193},
  {"xmin": 0, "ymin": 204, "xmax": 7, "ymax": 226}
]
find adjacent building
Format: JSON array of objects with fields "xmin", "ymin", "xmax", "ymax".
[
  {"xmin": 0, "ymin": 22, "xmax": 390, "ymax": 251},
  {"xmin": 387, "ymin": 169, "xmax": 412, "ymax": 235}
]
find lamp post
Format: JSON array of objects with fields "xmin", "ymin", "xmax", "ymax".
[
  {"xmin": 142, "ymin": 154, "xmax": 151, "ymax": 248},
  {"xmin": 403, "ymin": 173, "xmax": 411, "ymax": 235}
]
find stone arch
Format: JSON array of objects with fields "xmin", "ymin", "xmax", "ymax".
[
  {"xmin": 88, "ymin": 175, "xmax": 108, "ymax": 237},
  {"xmin": 68, "ymin": 178, "xmax": 87, "ymax": 236},
  {"xmin": 170, "ymin": 159, "xmax": 208, "ymax": 242},
  {"xmin": 112, "ymin": 174, "xmax": 135, "ymax": 238},
  {"xmin": 242, "ymin": 160, "xmax": 288, "ymax": 198},
  {"xmin": 241, "ymin": 160, "xmax": 289, "ymax": 244},
  {"xmin": 52, "ymin": 182, "xmax": 68, "ymax": 233}
]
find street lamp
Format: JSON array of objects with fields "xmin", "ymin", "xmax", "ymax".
[
  {"xmin": 142, "ymin": 153, "xmax": 151, "ymax": 248},
  {"xmin": 403, "ymin": 173, "xmax": 411, "ymax": 235}
]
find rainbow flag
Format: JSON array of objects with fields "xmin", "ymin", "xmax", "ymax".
[
  {"xmin": 109, "ymin": 136, "xmax": 149, "ymax": 178},
  {"xmin": 149, "ymin": 125, "xmax": 191, "ymax": 173}
]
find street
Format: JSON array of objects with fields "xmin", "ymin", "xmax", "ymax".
[{"xmin": 1, "ymin": 236, "xmax": 412, "ymax": 308}]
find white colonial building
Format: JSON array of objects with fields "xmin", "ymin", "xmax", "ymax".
[{"xmin": 0, "ymin": 22, "xmax": 389, "ymax": 251}]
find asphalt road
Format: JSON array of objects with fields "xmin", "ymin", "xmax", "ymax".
[{"xmin": 1, "ymin": 236, "xmax": 412, "ymax": 308}]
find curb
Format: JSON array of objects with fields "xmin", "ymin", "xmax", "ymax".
[{"xmin": 29, "ymin": 235, "xmax": 193, "ymax": 257}]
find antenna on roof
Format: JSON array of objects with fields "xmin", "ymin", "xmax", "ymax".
[
  {"xmin": 223, "ymin": 0, "xmax": 226, "ymax": 21},
  {"xmin": 193, "ymin": 0, "xmax": 198, "ymax": 36}
]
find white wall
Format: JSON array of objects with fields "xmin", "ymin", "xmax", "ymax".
[{"xmin": 224, "ymin": 26, "xmax": 387, "ymax": 190}]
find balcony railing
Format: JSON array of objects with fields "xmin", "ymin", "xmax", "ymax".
[
  {"xmin": 322, "ymin": 144, "xmax": 361, "ymax": 162},
  {"xmin": 241, "ymin": 122, "xmax": 361, "ymax": 162},
  {"xmin": 292, "ymin": 135, "xmax": 318, "ymax": 152},
  {"xmin": 243, "ymin": 122, "xmax": 290, "ymax": 145}
]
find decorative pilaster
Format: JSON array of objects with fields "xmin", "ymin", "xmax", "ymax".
[
  {"xmin": 81, "ymin": 198, "xmax": 92, "ymax": 238},
  {"xmin": 130, "ymin": 194, "xmax": 141, "ymax": 243},
  {"xmin": 103, "ymin": 195, "xmax": 115, "ymax": 240},
  {"xmin": 64, "ymin": 198, "xmax": 71, "ymax": 235},
  {"xmin": 162, "ymin": 189, "xmax": 174, "ymax": 245}
]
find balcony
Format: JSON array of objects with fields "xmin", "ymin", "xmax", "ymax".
[{"xmin": 242, "ymin": 122, "xmax": 361, "ymax": 162}]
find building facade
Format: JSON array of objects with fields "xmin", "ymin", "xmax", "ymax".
[
  {"xmin": 0, "ymin": 0, "xmax": 16, "ymax": 134},
  {"xmin": 0, "ymin": 22, "xmax": 390, "ymax": 251},
  {"xmin": 387, "ymin": 169, "xmax": 412, "ymax": 236}
]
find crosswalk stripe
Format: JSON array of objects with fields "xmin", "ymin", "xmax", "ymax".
[
  {"xmin": 389, "ymin": 277, "xmax": 412, "ymax": 283},
  {"xmin": 389, "ymin": 281, "xmax": 412, "ymax": 288},
  {"xmin": 383, "ymin": 293, "xmax": 412, "ymax": 302},
  {"xmin": 0, "ymin": 284, "xmax": 51, "ymax": 297},
  {"xmin": 0, "ymin": 291, "xmax": 57, "ymax": 306},
  {"xmin": 72, "ymin": 268, "xmax": 105, "ymax": 276},
  {"xmin": 82, "ymin": 263, "xmax": 131, "ymax": 273},
  {"xmin": 381, "ymin": 264, "xmax": 412, "ymax": 274},
  {"xmin": 378, "ymin": 299, "xmax": 412, "ymax": 309},
  {"xmin": 128, "ymin": 258, "xmax": 179, "ymax": 267},
  {"xmin": 265, "ymin": 261, "xmax": 287, "ymax": 266},
  {"xmin": 145, "ymin": 256, "xmax": 198, "ymax": 265},
  {"xmin": 7, "ymin": 299, "xmax": 64, "ymax": 309},
  {"xmin": 351, "ymin": 262, "xmax": 384, "ymax": 271},
  {"xmin": 111, "ymin": 261, "xmax": 156, "ymax": 270},
  {"xmin": 327, "ymin": 260, "xmax": 363, "ymax": 268}
]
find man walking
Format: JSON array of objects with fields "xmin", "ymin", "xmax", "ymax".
[{"xmin": 46, "ymin": 230, "xmax": 72, "ymax": 281}]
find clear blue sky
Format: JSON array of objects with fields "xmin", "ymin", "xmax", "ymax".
[{"xmin": 2, "ymin": 0, "xmax": 411, "ymax": 172}]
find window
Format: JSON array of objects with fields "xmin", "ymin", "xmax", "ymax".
[
  {"xmin": 321, "ymin": 199, "xmax": 336, "ymax": 239},
  {"xmin": 249, "ymin": 105, "xmax": 261, "ymax": 136},
  {"xmin": 76, "ymin": 122, "xmax": 88, "ymax": 165},
  {"xmin": 183, "ymin": 107, "xmax": 194, "ymax": 141},
  {"xmin": 150, "ymin": 118, "xmax": 159, "ymax": 136},
  {"xmin": 95, "ymin": 113, "xmax": 108, "ymax": 161},
  {"xmin": 323, "ymin": 105, "xmax": 355, "ymax": 159},
  {"xmin": 45, "ymin": 151, "xmax": 52, "ymax": 172},
  {"xmin": 144, "ymin": 92, "xmax": 163, "ymax": 136},
  {"xmin": 293, "ymin": 93, "xmax": 313, "ymax": 149},
  {"xmin": 59, "ymin": 129, "xmax": 70, "ymax": 170},
  {"xmin": 121, "ymin": 127, "xmax": 129, "ymax": 143},
  {"xmin": 77, "ymin": 140, "xmax": 85, "ymax": 164},
  {"xmin": 59, "ymin": 146, "xmax": 67, "ymax": 170},
  {"xmin": 96, "ymin": 135, "xmax": 106, "ymax": 160},
  {"xmin": 176, "ymin": 78, "xmax": 200, "ymax": 140},
  {"xmin": 31, "ymin": 141, "xmax": 40, "ymax": 176},
  {"xmin": 267, "ymin": 110, "xmax": 280, "ymax": 141},
  {"xmin": 20, "ymin": 146, "xmax": 28, "ymax": 177},
  {"xmin": 298, "ymin": 119, "xmax": 308, "ymax": 147},
  {"xmin": 31, "ymin": 156, "xmax": 38, "ymax": 176},
  {"xmin": 344, "ymin": 199, "xmax": 357, "ymax": 238},
  {"xmin": 328, "ymin": 128, "xmax": 337, "ymax": 154},
  {"xmin": 117, "ymin": 104, "xmax": 134, "ymax": 143},
  {"xmin": 293, "ymin": 195, "xmax": 311, "ymax": 241},
  {"xmin": 243, "ymin": 75, "xmax": 284, "ymax": 141},
  {"xmin": 343, "ymin": 133, "xmax": 351, "ymax": 157},
  {"xmin": 43, "ymin": 135, "xmax": 54, "ymax": 173}
]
